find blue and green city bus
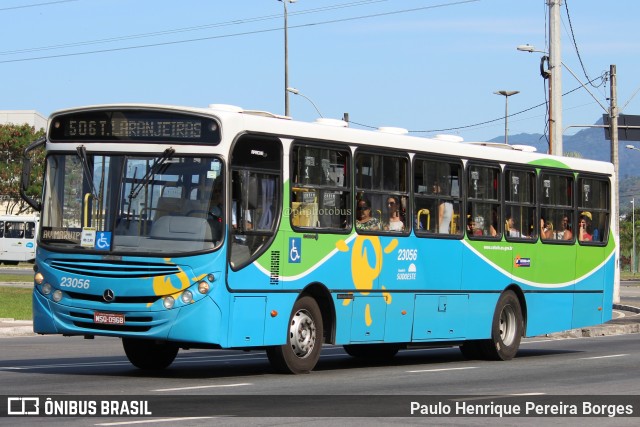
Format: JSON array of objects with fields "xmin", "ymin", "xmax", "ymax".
[{"xmin": 20, "ymin": 103, "xmax": 616, "ymax": 373}]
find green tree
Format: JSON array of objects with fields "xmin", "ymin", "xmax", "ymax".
[
  {"xmin": 619, "ymin": 207, "xmax": 639, "ymax": 273},
  {"xmin": 0, "ymin": 124, "xmax": 45, "ymax": 215}
]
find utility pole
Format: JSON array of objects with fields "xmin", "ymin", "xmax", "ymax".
[
  {"xmin": 610, "ymin": 64, "xmax": 620, "ymax": 303},
  {"xmin": 549, "ymin": 0, "xmax": 563, "ymax": 155},
  {"xmin": 632, "ymin": 198, "xmax": 636, "ymax": 275},
  {"xmin": 283, "ymin": 0, "xmax": 290, "ymax": 117}
]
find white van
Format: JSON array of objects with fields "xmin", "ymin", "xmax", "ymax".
[{"xmin": 0, "ymin": 215, "xmax": 39, "ymax": 265}]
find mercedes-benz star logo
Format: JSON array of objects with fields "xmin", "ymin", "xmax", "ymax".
[{"xmin": 103, "ymin": 289, "xmax": 115, "ymax": 303}]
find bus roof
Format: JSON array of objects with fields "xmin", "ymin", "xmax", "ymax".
[{"xmin": 47, "ymin": 103, "xmax": 614, "ymax": 176}]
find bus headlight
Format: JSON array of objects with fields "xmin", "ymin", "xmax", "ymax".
[
  {"xmin": 198, "ymin": 281, "xmax": 210, "ymax": 294},
  {"xmin": 42, "ymin": 283, "xmax": 52, "ymax": 295},
  {"xmin": 163, "ymin": 296, "xmax": 175, "ymax": 309},
  {"xmin": 181, "ymin": 290, "xmax": 193, "ymax": 304},
  {"xmin": 52, "ymin": 290, "xmax": 63, "ymax": 302},
  {"xmin": 34, "ymin": 272, "xmax": 44, "ymax": 285}
]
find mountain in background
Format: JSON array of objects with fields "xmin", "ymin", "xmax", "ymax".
[{"xmin": 488, "ymin": 117, "xmax": 640, "ymax": 212}]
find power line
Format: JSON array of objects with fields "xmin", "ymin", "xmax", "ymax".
[
  {"xmin": 0, "ymin": 0, "xmax": 479, "ymax": 64},
  {"xmin": 564, "ymin": 0, "xmax": 605, "ymax": 90},
  {"xmin": 349, "ymin": 74, "xmax": 607, "ymax": 135},
  {"xmin": 0, "ymin": 0, "xmax": 389, "ymax": 56},
  {"xmin": 0, "ymin": 0, "xmax": 77, "ymax": 12}
]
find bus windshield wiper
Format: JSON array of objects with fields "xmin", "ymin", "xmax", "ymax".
[
  {"xmin": 76, "ymin": 145, "xmax": 100, "ymax": 199},
  {"xmin": 128, "ymin": 148, "xmax": 176, "ymax": 200}
]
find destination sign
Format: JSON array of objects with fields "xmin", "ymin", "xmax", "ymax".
[{"xmin": 49, "ymin": 110, "xmax": 221, "ymax": 144}]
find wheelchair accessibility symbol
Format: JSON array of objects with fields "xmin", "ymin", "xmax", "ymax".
[
  {"xmin": 289, "ymin": 237, "xmax": 301, "ymax": 263},
  {"xmin": 95, "ymin": 231, "xmax": 112, "ymax": 251}
]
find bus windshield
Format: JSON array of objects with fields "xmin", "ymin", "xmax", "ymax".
[{"xmin": 40, "ymin": 153, "xmax": 224, "ymax": 254}]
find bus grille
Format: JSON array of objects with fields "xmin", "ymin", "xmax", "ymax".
[
  {"xmin": 48, "ymin": 259, "xmax": 181, "ymax": 278},
  {"xmin": 65, "ymin": 291, "xmax": 160, "ymax": 304}
]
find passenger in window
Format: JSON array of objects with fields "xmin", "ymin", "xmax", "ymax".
[
  {"xmin": 433, "ymin": 181, "xmax": 452, "ymax": 234},
  {"xmin": 506, "ymin": 215, "xmax": 523, "ymax": 238},
  {"xmin": 489, "ymin": 207, "xmax": 499, "ymax": 237},
  {"xmin": 540, "ymin": 218, "xmax": 553, "ymax": 239},
  {"xmin": 466, "ymin": 215, "xmax": 482, "ymax": 236},
  {"xmin": 578, "ymin": 212, "xmax": 593, "ymax": 242},
  {"xmin": 557, "ymin": 215, "xmax": 573, "ymax": 240},
  {"xmin": 384, "ymin": 196, "xmax": 404, "ymax": 231},
  {"xmin": 355, "ymin": 197, "xmax": 380, "ymax": 231}
]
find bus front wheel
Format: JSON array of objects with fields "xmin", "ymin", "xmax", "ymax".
[
  {"xmin": 266, "ymin": 296, "xmax": 323, "ymax": 374},
  {"xmin": 481, "ymin": 290, "xmax": 523, "ymax": 361},
  {"xmin": 122, "ymin": 338, "xmax": 179, "ymax": 370}
]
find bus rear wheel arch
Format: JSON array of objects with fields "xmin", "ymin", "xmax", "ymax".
[{"xmin": 266, "ymin": 295, "xmax": 323, "ymax": 374}]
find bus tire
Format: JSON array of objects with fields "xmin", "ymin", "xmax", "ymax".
[
  {"xmin": 122, "ymin": 338, "xmax": 178, "ymax": 370},
  {"xmin": 343, "ymin": 344, "xmax": 400, "ymax": 361},
  {"xmin": 266, "ymin": 295, "xmax": 323, "ymax": 374},
  {"xmin": 481, "ymin": 290, "xmax": 523, "ymax": 361}
]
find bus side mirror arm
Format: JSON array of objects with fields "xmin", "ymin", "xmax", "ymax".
[{"xmin": 20, "ymin": 136, "xmax": 46, "ymax": 212}]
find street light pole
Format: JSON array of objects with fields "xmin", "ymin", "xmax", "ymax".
[
  {"xmin": 287, "ymin": 87, "xmax": 323, "ymax": 117},
  {"xmin": 494, "ymin": 90, "xmax": 519, "ymax": 145},
  {"xmin": 279, "ymin": 0, "xmax": 297, "ymax": 117}
]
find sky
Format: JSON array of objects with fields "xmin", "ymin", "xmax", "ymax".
[{"xmin": 2, "ymin": 0, "xmax": 640, "ymax": 143}]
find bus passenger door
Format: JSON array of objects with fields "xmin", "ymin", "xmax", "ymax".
[{"xmin": 227, "ymin": 135, "xmax": 282, "ymax": 289}]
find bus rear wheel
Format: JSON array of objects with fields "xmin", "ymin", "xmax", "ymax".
[
  {"xmin": 122, "ymin": 338, "xmax": 179, "ymax": 370},
  {"xmin": 266, "ymin": 296, "xmax": 323, "ymax": 374},
  {"xmin": 481, "ymin": 290, "xmax": 523, "ymax": 361}
]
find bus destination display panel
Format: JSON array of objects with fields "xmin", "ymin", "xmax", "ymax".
[{"xmin": 49, "ymin": 110, "xmax": 221, "ymax": 144}]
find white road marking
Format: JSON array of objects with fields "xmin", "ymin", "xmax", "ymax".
[
  {"xmin": 451, "ymin": 393, "xmax": 546, "ymax": 401},
  {"xmin": 95, "ymin": 417, "xmax": 217, "ymax": 426},
  {"xmin": 407, "ymin": 366, "xmax": 477, "ymax": 373},
  {"xmin": 153, "ymin": 383, "xmax": 251, "ymax": 392},
  {"xmin": 578, "ymin": 353, "xmax": 629, "ymax": 360}
]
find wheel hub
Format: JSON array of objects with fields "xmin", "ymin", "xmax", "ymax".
[{"xmin": 289, "ymin": 309, "xmax": 316, "ymax": 358}]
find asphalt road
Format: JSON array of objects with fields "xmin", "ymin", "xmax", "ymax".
[{"xmin": 1, "ymin": 334, "xmax": 639, "ymax": 426}]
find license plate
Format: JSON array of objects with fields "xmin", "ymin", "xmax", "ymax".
[{"xmin": 94, "ymin": 311, "xmax": 125, "ymax": 325}]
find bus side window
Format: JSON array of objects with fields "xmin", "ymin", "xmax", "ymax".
[
  {"xmin": 291, "ymin": 143, "xmax": 351, "ymax": 232},
  {"xmin": 540, "ymin": 172, "xmax": 575, "ymax": 244},
  {"xmin": 577, "ymin": 176, "xmax": 609, "ymax": 245},
  {"xmin": 25, "ymin": 222, "xmax": 36, "ymax": 239},
  {"xmin": 466, "ymin": 164, "xmax": 501, "ymax": 239},
  {"xmin": 414, "ymin": 157, "xmax": 462, "ymax": 236}
]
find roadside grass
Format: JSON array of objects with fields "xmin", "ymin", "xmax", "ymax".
[
  {"xmin": 0, "ymin": 287, "xmax": 32, "ymax": 320},
  {"xmin": 0, "ymin": 274, "xmax": 32, "ymax": 283},
  {"xmin": 621, "ymin": 271, "xmax": 640, "ymax": 281}
]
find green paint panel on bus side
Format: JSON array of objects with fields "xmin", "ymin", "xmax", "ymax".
[
  {"xmin": 467, "ymin": 234, "xmax": 615, "ymax": 285},
  {"xmin": 255, "ymin": 179, "xmax": 353, "ymax": 275},
  {"xmin": 256, "ymin": 179, "xmax": 614, "ymax": 286},
  {"xmin": 527, "ymin": 158, "xmax": 572, "ymax": 169}
]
